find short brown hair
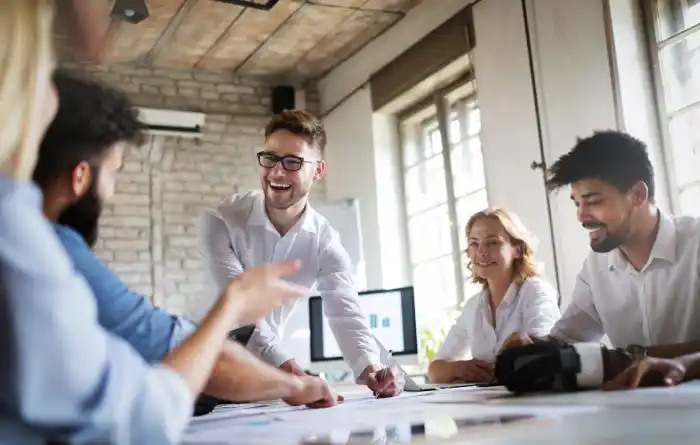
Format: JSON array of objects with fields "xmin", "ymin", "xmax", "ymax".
[
  {"xmin": 465, "ymin": 207, "xmax": 540, "ymax": 287},
  {"xmin": 264, "ymin": 109, "xmax": 327, "ymax": 153}
]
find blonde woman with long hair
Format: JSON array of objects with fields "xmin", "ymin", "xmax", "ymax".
[
  {"xmin": 0, "ymin": 1, "xmax": 330, "ymax": 443},
  {"xmin": 427, "ymin": 208, "xmax": 561, "ymax": 384}
]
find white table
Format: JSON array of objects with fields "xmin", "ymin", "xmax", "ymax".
[{"xmin": 182, "ymin": 382, "xmax": 700, "ymax": 444}]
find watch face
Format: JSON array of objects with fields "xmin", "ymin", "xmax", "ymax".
[{"xmin": 626, "ymin": 344, "xmax": 646, "ymax": 359}]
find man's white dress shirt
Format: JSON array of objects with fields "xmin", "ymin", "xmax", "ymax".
[
  {"xmin": 433, "ymin": 277, "xmax": 561, "ymax": 363},
  {"xmin": 550, "ymin": 213, "xmax": 700, "ymax": 348},
  {"xmin": 198, "ymin": 191, "xmax": 380, "ymax": 379}
]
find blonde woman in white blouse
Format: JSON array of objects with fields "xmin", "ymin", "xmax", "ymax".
[{"xmin": 427, "ymin": 208, "xmax": 561, "ymax": 384}]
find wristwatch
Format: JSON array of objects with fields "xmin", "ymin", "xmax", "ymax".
[{"xmin": 624, "ymin": 344, "xmax": 647, "ymax": 361}]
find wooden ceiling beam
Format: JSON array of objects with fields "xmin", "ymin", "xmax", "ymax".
[
  {"xmin": 289, "ymin": 0, "xmax": 372, "ymax": 73},
  {"xmin": 230, "ymin": 6, "xmax": 302, "ymax": 73},
  {"xmin": 193, "ymin": 7, "xmax": 246, "ymax": 69},
  {"xmin": 141, "ymin": 0, "xmax": 201, "ymax": 64}
]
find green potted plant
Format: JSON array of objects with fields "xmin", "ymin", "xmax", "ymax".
[{"xmin": 417, "ymin": 300, "xmax": 465, "ymax": 368}]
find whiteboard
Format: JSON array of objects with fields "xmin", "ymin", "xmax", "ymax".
[{"xmin": 312, "ymin": 198, "xmax": 367, "ymax": 290}]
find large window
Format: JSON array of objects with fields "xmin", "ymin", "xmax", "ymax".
[
  {"xmin": 400, "ymin": 82, "xmax": 488, "ymax": 322},
  {"xmin": 651, "ymin": 0, "xmax": 700, "ymax": 216}
]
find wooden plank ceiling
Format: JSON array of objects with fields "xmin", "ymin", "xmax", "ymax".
[{"xmin": 61, "ymin": 0, "xmax": 422, "ymax": 80}]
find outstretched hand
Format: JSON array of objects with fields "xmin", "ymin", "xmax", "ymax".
[
  {"xmin": 456, "ymin": 359, "xmax": 494, "ymax": 383},
  {"xmin": 223, "ymin": 260, "xmax": 307, "ymax": 326}
]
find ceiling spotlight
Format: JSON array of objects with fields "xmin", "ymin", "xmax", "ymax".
[
  {"xmin": 214, "ymin": 0, "xmax": 280, "ymax": 10},
  {"xmin": 112, "ymin": 0, "xmax": 149, "ymax": 24}
]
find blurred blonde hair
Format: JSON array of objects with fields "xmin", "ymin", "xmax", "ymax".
[
  {"xmin": 465, "ymin": 207, "xmax": 540, "ymax": 287},
  {"xmin": 0, "ymin": 0, "xmax": 55, "ymax": 180}
]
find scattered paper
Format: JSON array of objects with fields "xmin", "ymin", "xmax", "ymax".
[
  {"xmin": 183, "ymin": 386, "xmax": 603, "ymax": 444},
  {"xmin": 420, "ymin": 385, "xmax": 514, "ymax": 404}
]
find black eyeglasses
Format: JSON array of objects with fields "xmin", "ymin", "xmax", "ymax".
[{"xmin": 256, "ymin": 151, "xmax": 316, "ymax": 172}]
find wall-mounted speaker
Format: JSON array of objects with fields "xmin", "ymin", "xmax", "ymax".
[{"xmin": 271, "ymin": 85, "xmax": 295, "ymax": 115}]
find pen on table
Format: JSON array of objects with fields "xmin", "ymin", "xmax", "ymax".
[{"xmin": 380, "ymin": 350, "xmax": 392, "ymax": 380}]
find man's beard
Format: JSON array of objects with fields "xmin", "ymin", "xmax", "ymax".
[
  {"xmin": 583, "ymin": 214, "xmax": 632, "ymax": 254},
  {"xmin": 58, "ymin": 184, "xmax": 103, "ymax": 248}
]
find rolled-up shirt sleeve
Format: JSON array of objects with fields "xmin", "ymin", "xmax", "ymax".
[
  {"xmin": 317, "ymin": 230, "xmax": 381, "ymax": 380},
  {"xmin": 169, "ymin": 317, "xmax": 197, "ymax": 350},
  {"xmin": 0, "ymin": 179, "xmax": 193, "ymax": 444},
  {"xmin": 55, "ymin": 224, "xmax": 188, "ymax": 363}
]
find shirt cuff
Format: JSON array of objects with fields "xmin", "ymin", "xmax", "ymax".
[{"xmin": 168, "ymin": 317, "xmax": 197, "ymax": 351}]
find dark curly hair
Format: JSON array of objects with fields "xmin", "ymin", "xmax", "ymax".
[
  {"xmin": 32, "ymin": 69, "xmax": 145, "ymax": 188},
  {"xmin": 546, "ymin": 130, "xmax": 656, "ymax": 202}
]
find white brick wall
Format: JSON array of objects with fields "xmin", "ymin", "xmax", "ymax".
[{"xmin": 61, "ymin": 63, "xmax": 324, "ymax": 316}]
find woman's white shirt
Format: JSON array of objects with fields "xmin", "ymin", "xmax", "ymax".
[{"xmin": 433, "ymin": 277, "xmax": 561, "ymax": 363}]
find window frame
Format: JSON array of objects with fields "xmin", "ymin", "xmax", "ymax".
[
  {"xmin": 643, "ymin": 0, "xmax": 700, "ymax": 213},
  {"xmin": 397, "ymin": 74, "xmax": 485, "ymax": 313}
]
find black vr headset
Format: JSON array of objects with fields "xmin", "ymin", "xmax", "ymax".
[{"xmin": 495, "ymin": 342, "xmax": 612, "ymax": 394}]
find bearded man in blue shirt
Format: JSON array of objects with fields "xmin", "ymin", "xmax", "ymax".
[{"xmin": 32, "ymin": 69, "xmax": 340, "ymax": 413}]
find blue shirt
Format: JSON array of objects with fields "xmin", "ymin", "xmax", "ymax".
[
  {"xmin": 53, "ymin": 224, "xmax": 196, "ymax": 363},
  {"xmin": 0, "ymin": 174, "xmax": 193, "ymax": 444}
]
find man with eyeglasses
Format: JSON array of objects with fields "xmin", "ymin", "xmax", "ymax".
[{"xmin": 197, "ymin": 110, "xmax": 403, "ymax": 401}]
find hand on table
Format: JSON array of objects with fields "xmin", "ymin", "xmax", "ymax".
[
  {"xmin": 362, "ymin": 365, "xmax": 404, "ymax": 398},
  {"xmin": 455, "ymin": 359, "xmax": 494, "ymax": 383},
  {"xmin": 283, "ymin": 376, "xmax": 343, "ymax": 408},
  {"xmin": 602, "ymin": 357, "xmax": 687, "ymax": 391}
]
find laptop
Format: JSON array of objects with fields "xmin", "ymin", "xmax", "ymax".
[{"xmin": 397, "ymin": 363, "xmax": 479, "ymax": 392}]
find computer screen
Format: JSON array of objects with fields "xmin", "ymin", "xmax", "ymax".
[{"xmin": 309, "ymin": 286, "xmax": 418, "ymax": 362}]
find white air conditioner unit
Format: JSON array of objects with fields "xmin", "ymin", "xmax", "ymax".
[{"xmin": 136, "ymin": 107, "xmax": 205, "ymax": 139}]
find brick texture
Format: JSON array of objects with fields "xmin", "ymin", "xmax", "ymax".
[{"xmin": 61, "ymin": 63, "xmax": 325, "ymax": 316}]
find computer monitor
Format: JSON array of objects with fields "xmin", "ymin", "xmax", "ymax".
[{"xmin": 308, "ymin": 286, "xmax": 419, "ymax": 377}]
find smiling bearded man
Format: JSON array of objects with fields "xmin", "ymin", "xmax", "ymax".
[
  {"xmin": 197, "ymin": 110, "xmax": 404, "ymax": 408},
  {"xmin": 500, "ymin": 130, "xmax": 700, "ymax": 390}
]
